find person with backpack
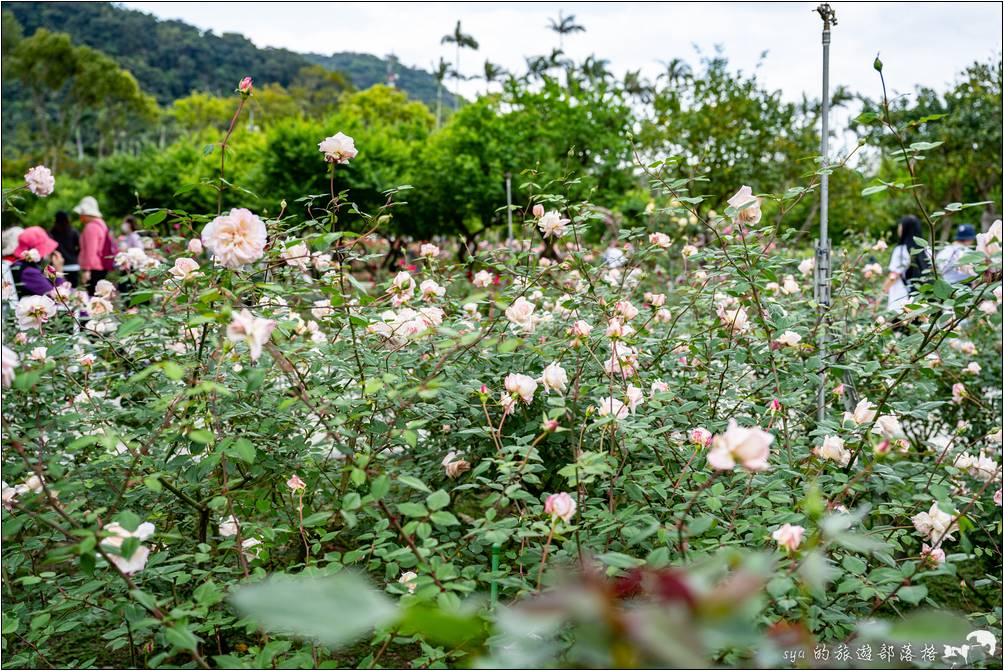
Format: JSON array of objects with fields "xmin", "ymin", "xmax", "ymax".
[
  {"xmin": 882, "ymin": 215, "xmax": 931, "ymax": 314},
  {"xmin": 75, "ymin": 196, "xmax": 117, "ymax": 295}
]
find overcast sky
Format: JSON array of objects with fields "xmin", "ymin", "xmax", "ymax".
[{"xmin": 124, "ymin": 1, "xmax": 1001, "ymax": 104}]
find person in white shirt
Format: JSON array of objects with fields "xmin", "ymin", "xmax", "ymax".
[
  {"xmin": 882, "ymin": 215, "xmax": 931, "ymax": 313},
  {"xmin": 935, "ymin": 224, "xmax": 976, "ymax": 284}
]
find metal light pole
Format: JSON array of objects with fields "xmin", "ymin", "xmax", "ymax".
[
  {"xmin": 505, "ymin": 172, "xmax": 514, "ymax": 243},
  {"xmin": 814, "ymin": 4, "xmax": 836, "ymax": 423}
]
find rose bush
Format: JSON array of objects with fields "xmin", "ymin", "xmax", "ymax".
[{"xmin": 1, "ymin": 93, "xmax": 1002, "ymax": 669}]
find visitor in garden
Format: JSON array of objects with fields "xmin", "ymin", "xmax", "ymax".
[
  {"xmin": 603, "ymin": 238, "xmax": 626, "ymax": 268},
  {"xmin": 935, "ymin": 223, "xmax": 977, "ymax": 284},
  {"xmin": 882, "ymin": 214, "xmax": 931, "ymax": 313},
  {"xmin": 119, "ymin": 215, "xmax": 143, "ymax": 250},
  {"xmin": 49, "ymin": 210, "xmax": 80, "ymax": 287},
  {"xmin": 2, "ymin": 225, "xmax": 25, "ymax": 307},
  {"xmin": 8, "ymin": 226, "xmax": 66, "ymax": 296},
  {"xmin": 75, "ymin": 196, "xmax": 117, "ymax": 294}
]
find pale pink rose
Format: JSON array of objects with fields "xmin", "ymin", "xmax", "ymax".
[
  {"xmin": 77, "ymin": 353, "xmax": 96, "ymax": 367},
  {"xmin": 651, "ymin": 379, "xmax": 669, "ymax": 394},
  {"xmin": 994, "ymin": 489, "xmax": 1002, "ymax": 506},
  {"xmin": 570, "ymin": 320, "xmax": 592, "ymax": 338},
  {"xmin": 843, "ymin": 398, "xmax": 877, "ymax": 425},
  {"xmin": 25, "ymin": 165, "xmax": 55, "ymax": 197},
  {"xmin": 311, "ymin": 298, "xmax": 333, "ymax": 320},
  {"xmin": 539, "ymin": 362, "xmax": 568, "ymax": 395},
  {"xmin": 13, "ymin": 332, "xmax": 26, "ymax": 345},
  {"xmin": 286, "ymin": 474, "xmax": 306, "ymax": 491},
  {"xmin": 187, "ymin": 238, "xmax": 203, "ymax": 255},
  {"xmin": 872, "ymin": 240, "xmax": 888, "ymax": 252},
  {"xmin": 168, "ymin": 257, "xmax": 201, "ymax": 281},
  {"xmin": 604, "ymin": 343, "xmax": 638, "ymax": 379},
  {"xmin": 441, "ymin": 451, "xmax": 470, "ymax": 478},
  {"xmin": 2, "ymin": 346, "xmax": 18, "ymax": 387},
  {"xmin": 707, "ymin": 420, "xmax": 773, "ymax": 471},
  {"xmin": 28, "ymin": 347, "xmax": 47, "ymax": 362},
  {"xmin": 798, "ymin": 257, "xmax": 815, "ymax": 277},
  {"xmin": 920, "ymin": 543, "xmax": 945, "ymax": 566},
  {"xmin": 978, "ymin": 300, "xmax": 996, "ymax": 315},
  {"xmin": 597, "ymin": 396, "xmax": 629, "ymax": 420},
  {"xmin": 727, "ymin": 185, "xmax": 761, "ymax": 225},
  {"xmin": 318, "ymin": 132, "xmax": 358, "ymax": 164},
  {"xmin": 976, "ymin": 219, "xmax": 1002, "ymax": 256},
  {"xmin": 538, "ymin": 211, "xmax": 570, "ymax": 238},
  {"xmin": 605, "ymin": 317, "xmax": 627, "ymax": 339},
  {"xmin": 504, "ymin": 373, "xmax": 537, "ymax": 404},
  {"xmin": 871, "ymin": 415, "xmax": 904, "ymax": 440},
  {"xmin": 911, "ymin": 502, "xmax": 958, "ymax": 543},
  {"xmin": 398, "ymin": 571, "xmax": 419, "ymax": 593},
  {"xmin": 226, "ymin": 309, "xmax": 276, "ymax": 362},
  {"xmin": 615, "ymin": 300, "xmax": 639, "ymax": 321},
  {"xmin": 281, "ymin": 241, "xmax": 311, "ymax": 271},
  {"xmin": 420, "ymin": 243, "xmax": 440, "ymax": 258},
  {"xmin": 544, "ymin": 492, "xmax": 576, "ymax": 522},
  {"xmin": 815, "ymin": 435, "xmax": 850, "ymax": 467},
  {"xmin": 833, "ymin": 383, "xmax": 845, "ymax": 396},
  {"xmin": 649, "ymin": 232, "xmax": 671, "ymax": 249},
  {"xmin": 219, "ymin": 515, "xmax": 239, "ymax": 538},
  {"xmin": 420, "ymin": 279, "xmax": 445, "ymax": 300},
  {"xmin": 952, "ymin": 383, "xmax": 966, "ymax": 404},
  {"xmin": 94, "ymin": 280, "xmax": 116, "ymax": 298},
  {"xmin": 625, "ymin": 385, "xmax": 644, "ymax": 413},
  {"xmin": 505, "ymin": 297, "xmax": 536, "ymax": 332},
  {"xmin": 102, "ymin": 522, "xmax": 155, "ymax": 574},
  {"xmin": 388, "ymin": 271, "xmax": 415, "ymax": 306},
  {"xmin": 964, "ymin": 362, "xmax": 981, "ymax": 375},
  {"xmin": 691, "ymin": 427, "xmax": 712, "ymax": 447},
  {"xmin": 15, "ymin": 295, "xmax": 57, "ymax": 330},
  {"xmin": 776, "ymin": 330, "xmax": 802, "ymax": 347},
  {"xmin": 681, "ymin": 244, "xmax": 699, "ymax": 258},
  {"xmin": 472, "ymin": 270, "xmax": 494, "ymax": 288},
  {"xmin": 645, "ymin": 292, "xmax": 666, "ymax": 308},
  {"xmin": 201, "ymin": 208, "xmax": 267, "ymax": 269},
  {"xmin": 780, "ymin": 275, "xmax": 800, "ymax": 295},
  {"xmin": 717, "ymin": 305, "xmax": 749, "ymax": 333},
  {"xmin": 862, "ymin": 262, "xmax": 883, "ymax": 279},
  {"xmin": 312, "ymin": 252, "xmax": 333, "ymax": 271},
  {"xmin": 499, "ymin": 392, "xmax": 517, "ymax": 415},
  {"xmin": 771, "ymin": 523, "xmax": 805, "ymax": 552},
  {"xmin": 531, "ymin": 204, "xmax": 545, "ymax": 218},
  {"xmin": 654, "ymin": 308, "xmax": 672, "ymax": 323}
]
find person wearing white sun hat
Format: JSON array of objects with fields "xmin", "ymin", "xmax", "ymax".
[{"xmin": 74, "ymin": 196, "xmax": 117, "ymax": 293}]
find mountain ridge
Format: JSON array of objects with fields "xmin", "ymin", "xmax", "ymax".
[{"xmin": 3, "ymin": 1, "xmax": 452, "ymax": 108}]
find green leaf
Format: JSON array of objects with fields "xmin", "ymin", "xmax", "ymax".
[
  {"xmin": 426, "ymin": 490, "xmax": 450, "ymax": 511},
  {"xmin": 164, "ymin": 625, "xmax": 201, "ymax": 651},
  {"xmin": 302, "ymin": 512, "xmax": 330, "ymax": 528},
  {"xmin": 861, "ymin": 184, "xmax": 888, "ymax": 196},
  {"xmin": 596, "ymin": 552, "xmax": 645, "ymax": 569},
  {"xmin": 187, "ymin": 429, "xmax": 214, "ymax": 445},
  {"xmin": 897, "ymin": 584, "xmax": 927, "ymax": 605},
  {"xmin": 429, "ymin": 511, "xmax": 460, "ymax": 526},
  {"xmin": 228, "ymin": 438, "xmax": 256, "ymax": 464},
  {"xmin": 143, "ymin": 210, "xmax": 167, "ymax": 228},
  {"xmin": 230, "ymin": 572, "xmax": 397, "ymax": 649},
  {"xmin": 397, "ymin": 475, "xmax": 430, "ymax": 493},
  {"xmin": 397, "ymin": 503, "xmax": 428, "ymax": 518}
]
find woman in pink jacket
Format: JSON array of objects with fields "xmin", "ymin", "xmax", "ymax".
[{"xmin": 74, "ymin": 196, "xmax": 115, "ymax": 294}]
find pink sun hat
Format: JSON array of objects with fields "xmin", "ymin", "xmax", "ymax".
[{"xmin": 14, "ymin": 226, "xmax": 59, "ymax": 260}]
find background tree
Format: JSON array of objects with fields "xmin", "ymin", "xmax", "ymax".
[
  {"xmin": 547, "ymin": 11, "xmax": 585, "ymax": 50},
  {"xmin": 440, "ymin": 20, "xmax": 478, "ymax": 106}
]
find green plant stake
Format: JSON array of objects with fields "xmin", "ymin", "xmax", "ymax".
[{"xmin": 490, "ymin": 543, "xmax": 500, "ymax": 609}]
